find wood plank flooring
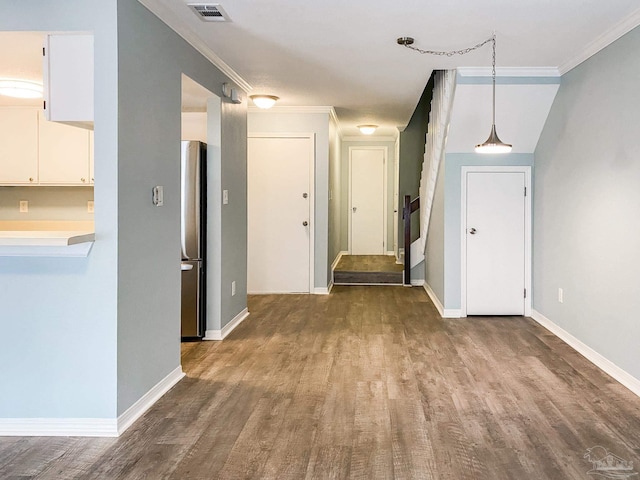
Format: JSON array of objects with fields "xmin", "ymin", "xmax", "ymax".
[{"xmin": 2, "ymin": 286, "xmax": 640, "ymax": 479}]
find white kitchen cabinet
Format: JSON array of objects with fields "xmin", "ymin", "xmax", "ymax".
[
  {"xmin": 0, "ymin": 108, "xmax": 39, "ymax": 184},
  {"xmin": 89, "ymin": 131, "xmax": 94, "ymax": 184},
  {"xmin": 43, "ymin": 34, "xmax": 94, "ymax": 129},
  {"xmin": 38, "ymin": 111, "xmax": 91, "ymax": 185}
]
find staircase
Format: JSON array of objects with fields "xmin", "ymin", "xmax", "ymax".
[
  {"xmin": 403, "ymin": 70, "xmax": 457, "ymax": 284},
  {"xmin": 333, "ymin": 255, "xmax": 403, "ymax": 285}
]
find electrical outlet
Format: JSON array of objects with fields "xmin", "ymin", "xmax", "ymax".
[
  {"xmin": 231, "ymin": 281, "xmax": 236, "ymax": 296},
  {"xmin": 558, "ymin": 288, "xmax": 564, "ymax": 303},
  {"xmin": 87, "ymin": 201, "xmax": 95, "ymax": 213},
  {"xmin": 19, "ymin": 200, "xmax": 28, "ymax": 213}
]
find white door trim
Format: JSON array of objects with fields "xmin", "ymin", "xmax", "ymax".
[
  {"xmin": 460, "ymin": 166, "xmax": 532, "ymax": 318},
  {"xmin": 348, "ymin": 145, "xmax": 388, "ymax": 254},
  {"xmin": 393, "ymin": 136, "xmax": 400, "ymax": 258},
  {"xmin": 247, "ymin": 132, "xmax": 315, "ymax": 293}
]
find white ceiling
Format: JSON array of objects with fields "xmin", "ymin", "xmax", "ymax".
[
  {"xmin": 140, "ymin": 0, "xmax": 640, "ymax": 137},
  {"xmin": 0, "ymin": 31, "xmax": 45, "ymax": 107}
]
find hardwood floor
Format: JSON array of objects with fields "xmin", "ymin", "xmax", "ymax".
[{"xmin": 2, "ymin": 286, "xmax": 640, "ymax": 479}]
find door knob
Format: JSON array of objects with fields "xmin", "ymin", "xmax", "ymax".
[
  {"xmin": 469, "ymin": 228, "xmax": 477, "ymax": 235},
  {"xmin": 352, "ymin": 207, "xmax": 357, "ymax": 213},
  {"xmin": 303, "ymin": 221, "xmax": 309, "ymax": 226},
  {"xmin": 302, "ymin": 193, "xmax": 308, "ymax": 198}
]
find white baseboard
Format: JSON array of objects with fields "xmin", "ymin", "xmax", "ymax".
[
  {"xmin": 117, "ymin": 366, "xmax": 185, "ymax": 435},
  {"xmin": 204, "ymin": 308, "xmax": 250, "ymax": 341},
  {"xmin": 423, "ymin": 283, "xmax": 461, "ymax": 318},
  {"xmin": 0, "ymin": 366, "xmax": 185, "ymax": 437},
  {"xmin": 531, "ymin": 310, "xmax": 640, "ymax": 399},
  {"xmin": 410, "ymin": 279, "xmax": 425, "ymax": 286},
  {"xmin": 331, "ymin": 250, "xmax": 348, "ymax": 271},
  {"xmin": 314, "ymin": 284, "xmax": 332, "ymax": 295},
  {"xmin": 0, "ymin": 417, "xmax": 119, "ymax": 437},
  {"xmin": 386, "ymin": 251, "xmax": 395, "ymax": 256}
]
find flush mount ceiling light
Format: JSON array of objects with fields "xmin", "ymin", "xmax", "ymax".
[
  {"xmin": 397, "ymin": 33, "xmax": 512, "ymax": 154},
  {"xmin": 0, "ymin": 79, "xmax": 43, "ymax": 99},
  {"xmin": 358, "ymin": 124, "xmax": 378, "ymax": 135},
  {"xmin": 249, "ymin": 94, "xmax": 279, "ymax": 109}
]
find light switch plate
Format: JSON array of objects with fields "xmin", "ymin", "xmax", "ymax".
[
  {"xmin": 223, "ymin": 190, "xmax": 229, "ymax": 205},
  {"xmin": 152, "ymin": 186, "xmax": 164, "ymax": 206}
]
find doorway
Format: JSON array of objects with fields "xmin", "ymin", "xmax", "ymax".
[
  {"xmin": 349, "ymin": 146, "xmax": 387, "ymax": 255},
  {"xmin": 461, "ymin": 166, "xmax": 532, "ymax": 316},
  {"xmin": 247, "ymin": 134, "xmax": 314, "ymax": 293}
]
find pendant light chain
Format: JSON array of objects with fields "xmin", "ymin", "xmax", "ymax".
[
  {"xmin": 491, "ymin": 35, "xmax": 496, "ymax": 126},
  {"xmin": 400, "ymin": 35, "xmax": 494, "ymax": 57}
]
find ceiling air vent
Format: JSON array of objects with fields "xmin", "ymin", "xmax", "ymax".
[{"xmin": 188, "ymin": 3, "xmax": 230, "ymax": 22}]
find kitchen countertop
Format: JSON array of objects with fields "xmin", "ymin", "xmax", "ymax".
[{"xmin": 0, "ymin": 221, "xmax": 95, "ymax": 257}]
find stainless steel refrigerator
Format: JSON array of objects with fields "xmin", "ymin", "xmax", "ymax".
[{"xmin": 180, "ymin": 141, "xmax": 207, "ymax": 340}]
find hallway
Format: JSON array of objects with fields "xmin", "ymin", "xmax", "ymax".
[{"xmin": 2, "ymin": 286, "xmax": 640, "ymax": 479}]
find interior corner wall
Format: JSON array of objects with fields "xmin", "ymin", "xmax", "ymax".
[
  {"xmin": 443, "ymin": 153, "xmax": 534, "ymax": 311},
  {"xmin": 534, "ymin": 26, "xmax": 640, "ymax": 381},
  {"xmin": 247, "ymin": 111, "xmax": 331, "ymax": 290},
  {"xmin": 116, "ymin": 0, "xmax": 247, "ymax": 415},
  {"xmin": 398, "ymin": 74, "xmax": 435, "ymax": 247},
  {"xmin": 340, "ymin": 140, "xmax": 396, "ymax": 253},
  {"xmin": 328, "ymin": 118, "xmax": 342, "ymax": 271},
  {"xmin": 0, "ymin": 0, "xmax": 119, "ymax": 419}
]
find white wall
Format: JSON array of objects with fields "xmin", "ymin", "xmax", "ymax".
[
  {"xmin": 534, "ymin": 26, "xmax": 640, "ymax": 381},
  {"xmin": 247, "ymin": 108, "xmax": 331, "ymax": 290},
  {"xmin": 328, "ymin": 116, "xmax": 342, "ymax": 271}
]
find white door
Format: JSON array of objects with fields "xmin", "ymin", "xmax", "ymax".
[
  {"xmin": 247, "ymin": 135, "xmax": 313, "ymax": 293},
  {"xmin": 465, "ymin": 171, "xmax": 526, "ymax": 315},
  {"xmin": 350, "ymin": 148, "xmax": 385, "ymax": 255}
]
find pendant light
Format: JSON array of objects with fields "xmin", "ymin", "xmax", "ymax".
[{"xmin": 475, "ymin": 36, "xmax": 512, "ymax": 154}]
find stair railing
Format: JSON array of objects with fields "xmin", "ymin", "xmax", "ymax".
[{"xmin": 403, "ymin": 194, "xmax": 420, "ymax": 285}]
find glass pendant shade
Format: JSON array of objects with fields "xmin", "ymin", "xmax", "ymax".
[{"xmin": 475, "ymin": 124, "xmax": 512, "ymax": 154}]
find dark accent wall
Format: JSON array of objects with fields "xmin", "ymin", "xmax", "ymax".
[{"xmin": 398, "ymin": 72, "xmax": 436, "ymax": 246}]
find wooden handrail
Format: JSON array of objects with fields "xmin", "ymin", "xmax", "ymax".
[{"xmin": 403, "ymin": 195, "xmax": 420, "ymax": 285}]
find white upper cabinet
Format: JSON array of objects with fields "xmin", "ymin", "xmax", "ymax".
[
  {"xmin": 38, "ymin": 111, "xmax": 90, "ymax": 185},
  {"xmin": 43, "ymin": 34, "xmax": 94, "ymax": 129},
  {"xmin": 0, "ymin": 109, "xmax": 39, "ymax": 184}
]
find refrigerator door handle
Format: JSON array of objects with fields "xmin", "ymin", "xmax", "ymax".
[{"xmin": 181, "ymin": 263, "xmax": 194, "ymax": 271}]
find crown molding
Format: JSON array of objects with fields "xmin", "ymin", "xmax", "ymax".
[
  {"xmin": 137, "ymin": 0, "xmax": 252, "ymax": 92},
  {"xmin": 457, "ymin": 67, "xmax": 561, "ymax": 77},
  {"xmin": 559, "ymin": 7, "xmax": 640, "ymax": 74}
]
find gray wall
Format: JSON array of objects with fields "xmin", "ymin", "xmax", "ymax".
[
  {"xmin": 328, "ymin": 117, "xmax": 342, "ymax": 271},
  {"xmin": 0, "ymin": 0, "xmax": 248, "ymax": 420},
  {"xmin": 442, "ymin": 153, "xmax": 534, "ymax": 310},
  {"xmin": 398, "ymin": 74, "xmax": 435, "ymax": 246},
  {"xmin": 247, "ymin": 110, "xmax": 331, "ymax": 290},
  {"xmin": 534, "ymin": 26, "xmax": 640, "ymax": 380},
  {"xmin": 116, "ymin": 0, "xmax": 247, "ymax": 414},
  {"xmin": 0, "ymin": 187, "xmax": 94, "ymax": 221},
  {"xmin": 0, "ymin": 0, "xmax": 119, "ymax": 418},
  {"xmin": 340, "ymin": 140, "xmax": 396, "ymax": 253},
  {"xmin": 424, "ymin": 161, "xmax": 445, "ymax": 297}
]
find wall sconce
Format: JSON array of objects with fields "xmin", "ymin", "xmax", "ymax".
[
  {"xmin": 249, "ymin": 95, "xmax": 279, "ymax": 109},
  {"xmin": 358, "ymin": 125, "xmax": 378, "ymax": 135}
]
